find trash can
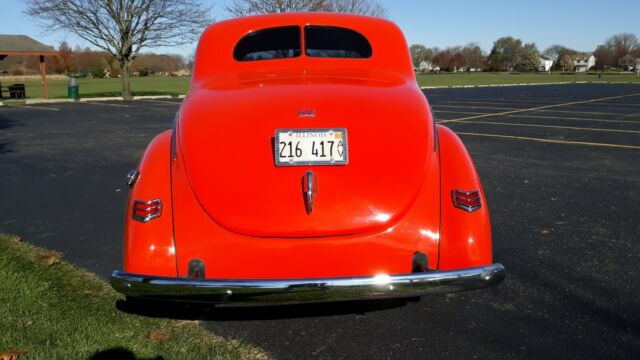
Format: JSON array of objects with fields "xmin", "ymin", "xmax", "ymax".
[
  {"xmin": 9, "ymin": 84, "xmax": 25, "ymax": 99},
  {"xmin": 68, "ymin": 77, "xmax": 79, "ymax": 100}
]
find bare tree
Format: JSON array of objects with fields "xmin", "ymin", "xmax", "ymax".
[
  {"xmin": 24, "ymin": 0, "xmax": 213, "ymax": 99},
  {"xmin": 226, "ymin": 0, "xmax": 327, "ymax": 16},
  {"xmin": 409, "ymin": 44, "xmax": 432, "ymax": 69},
  {"xmin": 461, "ymin": 43, "xmax": 485, "ymax": 71},
  {"xmin": 325, "ymin": 0, "xmax": 388, "ymax": 17},
  {"xmin": 591, "ymin": 33, "xmax": 639, "ymax": 69},
  {"xmin": 542, "ymin": 44, "xmax": 565, "ymax": 63},
  {"xmin": 559, "ymin": 54, "xmax": 573, "ymax": 72},
  {"xmin": 605, "ymin": 33, "xmax": 639, "ymax": 67},
  {"xmin": 225, "ymin": 0, "xmax": 387, "ymax": 17}
]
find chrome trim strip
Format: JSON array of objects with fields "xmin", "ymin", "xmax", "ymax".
[
  {"xmin": 111, "ymin": 263, "xmax": 504, "ymax": 304},
  {"xmin": 303, "ymin": 170, "xmax": 316, "ymax": 214}
]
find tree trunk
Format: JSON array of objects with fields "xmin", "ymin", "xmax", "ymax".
[{"xmin": 120, "ymin": 60, "xmax": 132, "ymax": 100}]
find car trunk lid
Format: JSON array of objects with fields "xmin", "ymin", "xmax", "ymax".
[{"xmin": 177, "ymin": 77, "xmax": 433, "ymax": 237}]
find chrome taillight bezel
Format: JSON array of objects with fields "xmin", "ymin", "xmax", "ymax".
[
  {"xmin": 132, "ymin": 199, "xmax": 162, "ymax": 223},
  {"xmin": 452, "ymin": 189, "xmax": 481, "ymax": 212}
]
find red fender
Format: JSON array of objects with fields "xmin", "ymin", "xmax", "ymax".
[
  {"xmin": 123, "ymin": 130, "xmax": 177, "ymax": 276},
  {"xmin": 437, "ymin": 125, "xmax": 492, "ymax": 270}
]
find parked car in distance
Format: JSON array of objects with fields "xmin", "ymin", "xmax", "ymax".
[{"xmin": 111, "ymin": 12, "xmax": 505, "ymax": 305}]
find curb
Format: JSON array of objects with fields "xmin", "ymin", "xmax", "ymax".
[
  {"xmin": 132, "ymin": 95, "xmax": 173, "ymax": 100},
  {"xmin": 420, "ymin": 81, "xmax": 640, "ymax": 90},
  {"xmin": 25, "ymin": 98, "xmax": 75, "ymax": 105},
  {"xmin": 9, "ymin": 95, "xmax": 187, "ymax": 105},
  {"xmin": 79, "ymin": 97, "xmax": 124, "ymax": 102}
]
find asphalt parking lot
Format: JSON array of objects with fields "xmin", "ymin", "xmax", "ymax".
[{"xmin": 1, "ymin": 84, "xmax": 639, "ymax": 359}]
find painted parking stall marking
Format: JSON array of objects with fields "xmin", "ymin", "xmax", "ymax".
[{"xmin": 428, "ymin": 86, "xmax": 640, "ymax": 149}]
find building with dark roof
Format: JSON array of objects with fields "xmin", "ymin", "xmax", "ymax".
[{"xmin": 0, "ymin": 35, "xmax": 57, "ymax": 99}]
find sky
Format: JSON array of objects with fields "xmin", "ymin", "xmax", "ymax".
[{"xmin": 1, "ymin": 0, "xmax": 639, "ymax": 56}]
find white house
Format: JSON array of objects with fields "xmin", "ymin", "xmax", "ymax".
[
  {"xmin": 539, "ymin": 57, "xmax": 554, "ymax": 72},
  {"xmin": 573, "ymin": 54, "xmax": 596, "ymax": 72},
  {"xmin": 419, "ymin": 60, "xmax": 439, "ymax": 72}
]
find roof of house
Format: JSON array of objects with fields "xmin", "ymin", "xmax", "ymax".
[
  {"xmin": 0, "ymin": 35, "xmax": 56, "ymax": 54},
  {"xmin": 573, "ymin": 52, "xmax": 594, "ymax": 60}
]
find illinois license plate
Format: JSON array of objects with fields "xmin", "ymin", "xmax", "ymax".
[{"xmin": 275, "ymin": 128, "xmax": 348, "ymax": 166}]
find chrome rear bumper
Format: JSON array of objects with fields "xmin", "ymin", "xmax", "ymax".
[{"xmin": 111, "ymin": 263, "xmax": 505, "ymax": 305}]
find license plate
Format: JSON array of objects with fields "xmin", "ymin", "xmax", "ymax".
[{"xmin": 275, "ymin": 128, "xmax": 348, "ymax": 166}]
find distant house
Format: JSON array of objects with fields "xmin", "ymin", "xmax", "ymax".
[
  {"xmin": 418, "ymin": 60, "xmax": 439, "ymax": 72},
  {"xmin": 173, "ymin": 68, "xmax": 191, "ymax": 76},
  {"xmin": 619, "ymin": 54, "xmax": 638, "ymax": 70},
  {"xmin": 539, "ymin": 57, "xmax": 554, "ymax": 72},
  {"xmin": 573, "ymin": 53, "xmax": 596, "ymax": 72}
]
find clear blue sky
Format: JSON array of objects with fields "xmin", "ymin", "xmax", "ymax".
[{"xmin": 2, "ymin": 0, "xmax": 639, "ymax": 55}]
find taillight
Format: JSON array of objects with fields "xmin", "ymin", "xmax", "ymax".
[
  {"xmin": 452, "ymin": 190, "xmax": 481, "ymax": 212},
  {"xmin": 132, "ymin": 199, "xmax": 162, "ymax": 223}
]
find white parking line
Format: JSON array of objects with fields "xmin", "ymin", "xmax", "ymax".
[
  {"xmin": 617, "ymin": 111, "xmax": 640, "ymax": 119},
  {"xmin": 138, "ymin": 99, "xmax": 182, "ymax": 105},
  {"xmin": 78, "ymin": 101, "xmax": 129, "ymax": 108},
  {"xmin": 439, "ymin": 93, "xmax": 640, "ymax": 124},
  {"xmin": 432, "ymin": 99, "xmax": 559, "ymax": 106},
  {"xmin": 433, "ymin": 105, "xmax": 634, "ymax": 117},
  {"xmin": 436, "ymin": 114, "xmax": 640, "ymax": 125},
  {"xmin": 13, "ymin": 105, "xmax": 60, "ymax": 111},
  {"xmin": 433, "ymin": 104, "xmax": 525, "ymax": 111},
  {"xmin": 535, "ymin": 109, "xmax": 638, "ymax": 116},
  {"xmin": 456, "ymin": 132, "xmax": 640, "ymax": 149},
  {"xmin": 449, "ymin": 120, "xmax": 640, "ymax": 134},
  {"xmin": 593, "ymin": 100, "xmax": 640, "ymax": 106},
  {"xmin": 506, "ymin": 114, "xmax": 640, "ymax": 124}
]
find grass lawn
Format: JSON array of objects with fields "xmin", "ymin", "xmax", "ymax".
[
  {"xmin": 416, "ymin": 72, "xmax": 640, "ymax": 87},
  {"xmin": 0, "ymin": 234, "xmax": 266, "ymax": 359},
  {"xmin": 15, "ymin": 76, "xmax": 190, "ymax": 99},
  {"xmin": 5, "ymin": 72, "xmax": 639, "ymax": 100}
]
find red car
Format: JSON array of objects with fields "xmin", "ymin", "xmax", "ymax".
[{"xmin": 111, "ymin": 13, "xmax": 504, "ymax": 304}]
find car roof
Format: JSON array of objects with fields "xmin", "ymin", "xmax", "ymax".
[{"xmin": 192, "ymin": 12, "xmax": 414, "ymax": 87}]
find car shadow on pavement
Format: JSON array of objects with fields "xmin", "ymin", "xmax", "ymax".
[
  {"xmin": 116, "ymin": 297, "xmax": 418, "ymax": 321},
  {"xmin": 90, "ymin": 347, "xmax": 164, "ymax": 360},
  {"xmin": 0, "ymin": 116, "xmax": 20, "ymax": 154},
  {"xmin": 0, "ymin": 116, "xmax": 20, "ymax": 130},
  {"xmin": 0, "ymin": 142, "xmax": 13, "ymax": 154}
]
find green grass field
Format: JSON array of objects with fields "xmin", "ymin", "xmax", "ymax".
[
  {"xmin": 4, "ymin": 72, "xmax": 639, "ymax": 99},
  {"xmin": 0, "ymin": 234, "xmax": 266, "ymax": 359},
  {"xmin": 416, "ymin": 72, "xmax": 640, "ymax": 87},
  {"xmin": 12, "ymin": 76, "xmax": 190, "ymax": 99}
]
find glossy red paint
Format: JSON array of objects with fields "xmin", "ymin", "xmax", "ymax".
[
  {"xmin": 122, "ymin": 13, "xmax": 494, "ymax": 281},
  {"xmin": 437, "ymin": 125, "xmax": 493, "ymax": 270},
  {"xmin": 191, "ymin": 13, "xmax": 415, "ymax": 89},
  {"xmin": 171, "ymin": 128, "xmax": 440, "ymax": 278},
  {"xmin": 179, "ymin": 79, "xmax": 431, "ymax": 237},
  {"xmin": 123, "ymin": 131, "xmax": 177, "ymax": 276}
]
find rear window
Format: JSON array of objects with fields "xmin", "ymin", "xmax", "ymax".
[
  {"xmin": 305, "ymin": 26, "xmax": 372, "ymax": 59},
  {"xmin": 234, "ymin": 26, "xmax": 301, "ymax": 61}
]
